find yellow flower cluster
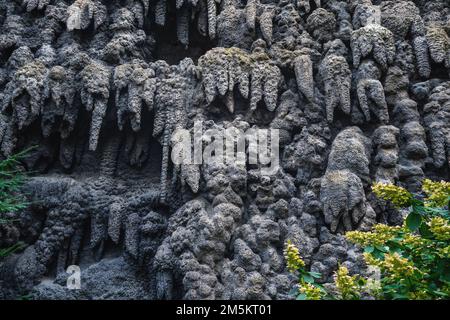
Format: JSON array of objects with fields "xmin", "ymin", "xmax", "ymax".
[
  {"xmin": 284, "ymin": 240, "xmax": 305, "ymax": 273},
  {"xmin": 346, "ymin": 224, "xmax": 403, "ymax": 247},
  {"xmin": 363, "ymin": 252, "xmax": 381, "ymax": 270},
  {"xmin": 422, "ymin": 179, "xmax": 450, "ymax": 207},
  {"xmin": 409, "ymin": 290, "xmax": 433, "ymax": 300},
  {"xmin": 428, "ymin": 217, "xmax": 450, "ymax": 241},
  {"xmin": 364, "ymin": 277, "xmax": 382, "ymax": 298},
  {"xmin": 298, "ymin": 282, "xmax": 323, "ymax": 300},
  {"xmin": 333, "ymin": 266, "xmax": 361, "ymax": 300},
  {"xmin": 401, "ymin": 233, "xmax": 431, "ymax": 249},
  {"xmin": 364, "ymin": 252, "xmax": 419, "ymax": 282},
  {"xmin": 383, "ymin": 253, "xmax": 417, "ymax": 279},
  {"xmin": 372, "ymin": 183, "xmax": 413, "ymax": 208},
  {"xmin": 437, "ymin": 246, "xmax": 450, "ymax": 258}
]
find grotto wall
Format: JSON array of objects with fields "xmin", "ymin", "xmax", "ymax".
[{"xmin": 0, "ymin": 0, "xmax": 449, "ymax": 299}]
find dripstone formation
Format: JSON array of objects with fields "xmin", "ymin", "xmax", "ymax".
[{"xmin": 0, "ymin": 0, "xmax": 449, "ymax": 300}]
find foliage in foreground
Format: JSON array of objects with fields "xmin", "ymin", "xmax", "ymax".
[
  {"xmin": 285, "ymin": 179, "xmax": 450, "ymax": 300},
  {"xmin": 0, "ymin": 149, "xmax": 31, "ymax": 259}
]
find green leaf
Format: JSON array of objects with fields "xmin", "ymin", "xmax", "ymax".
[
  {"xmin": 17, "ymin": 294, "xmax": 33, "ymax": 301},
  {"xmin": 302, "ymin": 274, "xmax": 314, "ymax": 284},
  {"xmin": 440, "ymin": 266, "xmax": 450, "ymax": 283},
  {"xmin": 375, "ymin": 245, "xmax": 389, "ymax": 253},
  {"xmin": 372, "ymin": 250, "xmax": 385, "ymax": 260},
  {"xmin": 418, "ymin": 223, "xmax": 434, "ymax": 238},
  {"xmin": 309, "ymin": 272, "xmax": 322, "ymax": 278},
  {"xmin": 392, "ymin": 293, "xmax": 409, "ymax": 300},
  {"xmin": 296, "ymin": 294, "xmax": 307, "ymax": 300},
  {"xmin": 288, "ymin": 287, "xmax": 298, "ymax": 296},
  {"xmin": 406, "ymin": 212, "xmax": 422, "ymax": 231},
  {"xmin": 0, "ymin": 242, "xmax": 24, "ymax": 258},
  {"xmin": 364, "ymin": 246, "xmax": 374, "ymax": 253},
  {"xmin": 357, "ymin": 278, "xmax": 366, "ymax": 286},
  {"xmin": 433, "ymin": 291, "xmax": 449, "ymax": 298},
  {"xmin": 390, "ymin": 246, "xmax": 403, "ymax": 254}
]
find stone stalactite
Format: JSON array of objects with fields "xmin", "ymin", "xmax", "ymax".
[
  {"xmin": 66, "ymin": 0, "xmax": 107, "ymax": 31},
  {"xmin": 22, "ymin": 0, "xmax": 52, "ymax": 12},
  {"xmin": 423, "ymin": 82, "xmax": 450, "ymax": 169},
  {"xmin": 79, "ymin": 62, "xmax": 111, "ymax": 151},
  {"xmin": 320, "ymin": 127, "xmax": 376, "ymax": 233},
  {"xmin": 294, "ymin": 55, "xmax": 315, "ymax": 103},
  {"xmin": 351, "ymin": 24, "xmax": 396, "ymax": 70},
  {"xmin": 198, "ymin": 45, "xmax": 281, "ymax": 113},
  {"xmin": 372, "ymin": 125, "xmax": 400, "ymax": 183},
  {"xmin": 319, "ymin": 39, "xmax": 351, "ymax": 122},
  {"xmin": 113, "ymin": 60, "xmax": 156, "ymax": 132}
]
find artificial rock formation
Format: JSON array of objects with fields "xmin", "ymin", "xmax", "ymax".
[
  {"xmin": 320, "ymin": 127, "xmax": 375, "ymax": 233},
  {"xmin": 0, "ymin": 0, "xmax": 449, "ymax": 300}
]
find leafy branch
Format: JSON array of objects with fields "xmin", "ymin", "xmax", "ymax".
[
  {"xmin": 286, "ymin": 179, "xmax": 450, "ymax": 300},
  {"xmin": 0, "ymin": 147, "xmax": 34, "ymax": 259}
]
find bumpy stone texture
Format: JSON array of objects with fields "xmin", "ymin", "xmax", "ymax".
[{"xmin": 0, "ymin": 0, "xmax": 449, "ymax": 300}]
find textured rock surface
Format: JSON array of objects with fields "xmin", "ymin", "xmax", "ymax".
[{"xmin": 0, "ymin": 0, "xmax": 449, "ymax": 300}]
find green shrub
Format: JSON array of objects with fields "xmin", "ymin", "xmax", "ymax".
[
  {"xmin": 0, "ymin": 149, "xmax": 32, "ymax": 259},
  {"xmin": 0, "ymin": 243, "xmax": 24, "ymax": 259},
  {"xmin": 285, "ymin": 179, "xmax": 450, "ymax": 300}
]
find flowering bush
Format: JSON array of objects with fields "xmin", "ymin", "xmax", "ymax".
[
  {"xmin": 285, "ymin": 179, "xmax": 450, "ymax": 300},
  {"xmin": 284, "ymin": 240, "xmax": 324, "ymax": 300}
]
